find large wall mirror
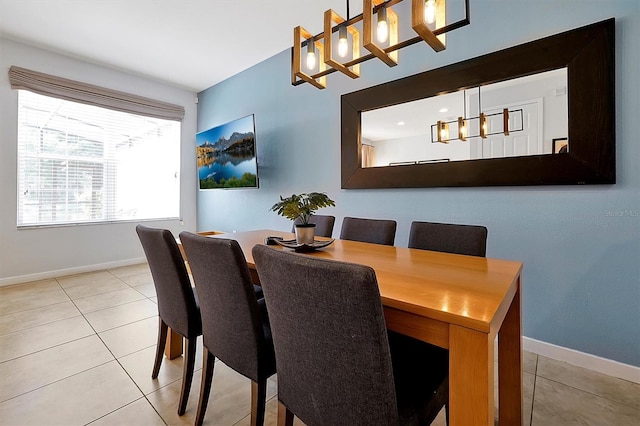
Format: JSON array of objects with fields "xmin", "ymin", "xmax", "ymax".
[{"xmin": 341, "ymin": 19, "xmax": 615, "ymax": 188}]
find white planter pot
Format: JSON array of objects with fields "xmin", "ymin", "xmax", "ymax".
[{"xmin": 295, "ymin": 224, "xmax": 316, "ymax": 245}]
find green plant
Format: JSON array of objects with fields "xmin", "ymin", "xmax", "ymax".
[{"xmin": 270, "ymin": 192, "xmax": 335, "ymax": 225}]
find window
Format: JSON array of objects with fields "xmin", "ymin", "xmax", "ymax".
[{"xmin": 16, "ymin": 90, "xmax": 181, "ymax": 227}]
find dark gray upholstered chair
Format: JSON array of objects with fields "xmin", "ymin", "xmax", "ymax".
[
  {"xmin": 252, "ymin": 245, "xmax": 448, "ymax": 426},
  {"xmin": 395, "ymin": 220, "xmax": 488, "ymax": 424},
  {"xmin": 179, "ymin": 232, "xmax": 276, "ymax": 426},
  {"xmin": 135, "ymin": 225, "xmax": 202, "ymax": 416},
  {"xmin": 408, "ymin": 221, "xmax": 488, "ymax": 257},
  {"xmin": 339, "ymin": 216, "xmax": 397, "ymax": 246},
  {"xmin": 291, "ymin": 214, "xmax": 335, "ymax": 238}
]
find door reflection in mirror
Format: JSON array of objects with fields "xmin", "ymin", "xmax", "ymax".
[{"xmin": 361, "ymin": 68, "xmax": 568, "ymax": 168}]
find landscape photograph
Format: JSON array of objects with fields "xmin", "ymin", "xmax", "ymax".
[{"xmin": 196, "ymin": 114, "xmax": 258, "ymax": 189}]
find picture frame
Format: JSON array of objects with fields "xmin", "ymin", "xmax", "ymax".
[
  {"xmin": 553, "ymin": 138, "xmax": 569, "ymax": 154},
  {"xmin": 196, "ymin": 114, "xmax": 259, "ymax": 190}
]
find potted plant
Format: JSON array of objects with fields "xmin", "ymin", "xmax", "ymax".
[{"xmin": 270, "ymin": 192, "xmax": 335, "ymax": 244}]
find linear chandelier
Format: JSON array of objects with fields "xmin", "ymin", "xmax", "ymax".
[
  {"xmin": 292, "ymin": 0, "xmax": 470, "ymax": 89},
  {"xmin": 432, "ymin": 108, "xmax": 525, "ymax": 144},
  {"xmin": 430, "ymin": 87, "xmax": 524, "ymax": 144}
]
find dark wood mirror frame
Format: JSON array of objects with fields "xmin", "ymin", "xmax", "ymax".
[{"xmin": 341, "ymin": 18, "xmax": 615, "ymax": 188}]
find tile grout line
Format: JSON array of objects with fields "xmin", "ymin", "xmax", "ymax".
[
  {"xmin": 0, "ymin": 358, "xmax": 115, "ymax": 406},
  {"xmin": 529, "ymin": 354, "xmax": 538, "ymax": 426},
  {"xmin": 59, "ymin": 274, "xmax": 176, "ymax": 425},
  {"xmin": 533, "ymin": 373, "xmax": 640, "ymax": 412},
  {"xmin": 82, "ymin": 396, "xmax": 169, "ymax": 426},
  {"xmin": 0, "ymin": 316, "xmax": 91, "ymax": 365},
  {"xmin": 100, "ymin": 269, "xmax": 174, "ymax": 425},
  {"xmin": 1, "ymin": 267, "xmax": 171, "ymax": 424}
]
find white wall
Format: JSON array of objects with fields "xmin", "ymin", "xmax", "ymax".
[
  {"xmin": 0, "ymin": 38, "xmax": 198, "ymax": 285},
  {"xmin": 371, "ymin": 133, "xmax": 470, "ymax": 165}
]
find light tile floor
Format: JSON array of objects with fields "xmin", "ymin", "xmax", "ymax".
[{"xmin": 0, "ymin": 264, "xmax": 638, "ymax": 425}]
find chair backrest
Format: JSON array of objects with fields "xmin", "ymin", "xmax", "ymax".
[
  {"xmin": 408, "ymin": 221, "xmax": 488, "ymax": 257},
  {"xmin": 135, "ymin": 225, "xmax": 200, "ymax": 338},
  {"xmin": 252, "ymin": 245, "xmax": 398, "ymax": 425},
  {"xmin": 179, "ymin": 232, "xmax": 270, "ymax": 382},
  {"xmin": 291, "ymin": 214, "xmax": 335, "ymax": 238},
  {"xmin": 340, "ymin": 216, "xmax": 397, "ymax": 246}
]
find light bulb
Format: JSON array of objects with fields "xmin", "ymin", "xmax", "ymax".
[
  {"xmin": 480, "ymin": 113, "xmax": 488, "ymax": 138},
  {"xmin": 458, "ymin": 117, "xmax": 467, "ymax": 141},
  {"xmin": 440, "ymin": 125, "xmax": 449, "ymax": 140},
  {"xmin": 338, "ymin": 26, "xmax": 348, "ymax": 58},
  {"xmin": 376, "ymin": 7, "xmax": 388, "ymax": 43},
  {"xmin": 306, "ymin": 40, "xmax": 316, "ymax": 70},
  {"xmin": 437, "ymin": 121, "xmax": 449, "ymax": 142},
  {"xmin": 424, "ymin": 0, "xmax": 436, "ymax": 25}
]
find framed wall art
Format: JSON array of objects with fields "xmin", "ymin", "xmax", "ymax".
[{"xmin": 196, "ymin": 114, "xmax": 259, "ymax": 189}]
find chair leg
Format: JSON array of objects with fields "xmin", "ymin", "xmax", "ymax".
[
  {"xmin": 177, "ymin": 337, "xmax": 197, "ymax": 416},
  {"xmin": 195, "ymin": 349, "xmax": 216, "ymax": 426},
  {"xmin": 250, "ymin": 379, "xmax": 267, "ymax": 426},
  {"xmin": 420, "ymin": 376, "xmax": 449, "ymax": 425},
  {"xmin": 152, "ymin": 318, "xmax": 168, "ymax": 379},
  {"xmin": 445, "ymin": 402, "xmax": 449, "ymax": 426},
  {"xmin": 277, "ymin": 400, "xmax": 294, "ymax": 426}
]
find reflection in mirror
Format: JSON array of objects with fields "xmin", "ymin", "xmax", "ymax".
[{"xmin": 361, "ymin": 68, "xmax": 567, "ymax": 167}]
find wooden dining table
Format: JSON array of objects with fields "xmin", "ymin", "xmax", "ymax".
[{"xmin": 176, "ymin": 229, "xmax": 524, "ymax": 426}]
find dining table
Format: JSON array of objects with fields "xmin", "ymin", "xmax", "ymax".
[{"xmin": 175, "ymin": 229, "xmax": 524, "ymax": 426}]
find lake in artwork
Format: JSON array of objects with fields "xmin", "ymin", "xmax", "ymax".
[{"xmin": 196, "ymin": 115, "xmax": 258, "ymax": 189}]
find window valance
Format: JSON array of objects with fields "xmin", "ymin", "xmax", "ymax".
[{"xmin": 9, "ymin": 65, "xmax": 185, "ymax": 121}]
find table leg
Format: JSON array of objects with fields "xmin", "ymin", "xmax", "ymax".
[
  {"xmin": 165, "ymin": 328, "xmax": 183, "ymax": 360},
  {"xmin": 449, "ymin": 324, "xmax": 494, "ymax": 426},
  {"xmin": 499, "ymin": 278, "xmax": 523, "ymax": 424}
]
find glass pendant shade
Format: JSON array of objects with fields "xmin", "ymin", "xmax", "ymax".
[
  {"xmin": 306, "ymin": 40, "xmax": 316, "ymax": 70},
  {"xmin": 377, "ymin": 7, "xmax": 389, "ymax": 43},
  {"xmin": 424, "ymin": 0, "xmax": 436, "ymax": 24},
  {"xmin": 338, "ymin": 25, "xmax": 349, "ymax": 57},
  {"xmin": 458, "ymin": 117, "xmax": 467, "ymax": 141}
]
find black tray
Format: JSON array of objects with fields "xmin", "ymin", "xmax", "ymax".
[{"xmin": 275, "ymin": 238, "xmax": 335, "ymax": 252}]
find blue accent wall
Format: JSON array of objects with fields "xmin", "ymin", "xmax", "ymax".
[{"xmin": 197, "ymin": 1, "xmax": 640, "ymax": 366}]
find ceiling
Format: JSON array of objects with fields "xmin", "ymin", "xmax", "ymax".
[{"xmin": 0, "ymin": 0, "xmax": 359, "ymax": 92}]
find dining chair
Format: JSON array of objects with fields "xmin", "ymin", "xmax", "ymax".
[
  {"xmin": 179, "ymin": 232, "xmax": 276, "ymax": 426},
  {"xmin": 252, "ymin": 245, "xmax": 448, "ymax": 425},
  {"xmin": 397, "ymin": 220, "xmax": 488, "ymax": 424},
  {"xmin": 290, "ymin": 214, "xmax": 335, "ymax": 238},
  {"xmin": 408, "ymin": 221, "xmax": 488, "ymax": 257},
  {"xmin": 135, "ymin": 225, "xmax": 202, "ymax": 416},
  {"xmin": 339, "ymin": 216, "xmax": 397, "ymax": 246}
]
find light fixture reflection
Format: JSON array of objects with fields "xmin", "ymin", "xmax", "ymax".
[
  {"xmin": 306, "ymin": 39, "xmax": 316, "ymax": 70},
  {"xmin": 437, "ymin": 120, "xmax": 449, "ymax": 143},
  {"xmin": 458, "ymin": 117, "xmax": 467, "ymax": 141},
  {"xmin": 424, "ymin": 0, "xmax": 436, "ymax": 24},
  {"xmin": 480, "ymin": 112, "xmax": 488, "ymax": 138},
  {"xmin": 377, "ymin": 7, "xmax": 389, "ymax": 43}
]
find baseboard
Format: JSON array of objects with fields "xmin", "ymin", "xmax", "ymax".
[
  {"xmin": 524, "ymin": 336, "xmax": 640, "ymax": 384},
  {"xmin": 0, "ymin": 257, "xmax": 147, "ymax": 287}
]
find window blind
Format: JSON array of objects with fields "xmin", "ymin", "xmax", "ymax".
[{"xmin": 15, "ymin": 90, "xmax": 181, "ymax": 227}]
